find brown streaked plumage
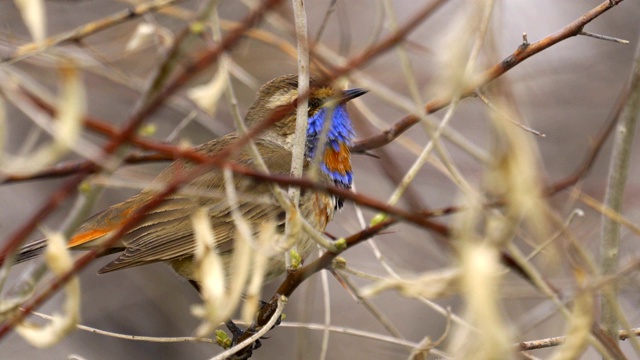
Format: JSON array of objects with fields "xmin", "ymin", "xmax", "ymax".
[{"xmin": 14, "ymin": 74, "xmax": 366, "ymax": 284}]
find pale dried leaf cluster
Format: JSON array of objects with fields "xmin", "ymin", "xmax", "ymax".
[{"xmin": 0, "ymin": 64, "xmax": 86, "ymax": 175}]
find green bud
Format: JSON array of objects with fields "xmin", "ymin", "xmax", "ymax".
[
  {"xmin": 215, "ymin": 330, "xmax": 232, "ymax": 349},
  {"xmin": 370, "ymin": 213, "xmax": 388, "ymax": 226},
  {"xmin": 138, "ymin": 123, "xmax": 157, "ymax": 137},
  {"xmin": 333, "ymin": 257, "xmax": 347, "ymax": 269},
  {"xmin": 290, "ymin": 249, "xmax": 302, "ymax": 269},
  {"xmin": 190, "ymin": 21, "xmax": 205, "ymax": 34},
  {"xmin": 78, "ymin": 180, "xmax": 92, "ymax": 195},
  {"xmin": 334, "ymin": 238, "xmax": 347, "ymax": 251}
]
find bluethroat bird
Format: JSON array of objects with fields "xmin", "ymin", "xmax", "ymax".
[{"xmin": 14, "ymin": 74, "xmax": 366, "ymax": 287}]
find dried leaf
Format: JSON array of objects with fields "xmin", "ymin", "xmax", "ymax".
[
  {"xmin": 191, "ymin": 207, "xmax": 227, "ymax": 337},
  {"xmin": 187, "ymin": 61, "xmax": 228, "ymax": 116},
  {"xmin": 224, "ymin": 168, "xmax": 254, "ymax": 316},
  {"xmin": 125, "ymin": 23, "xmax": 173, "ymax": 52},
  {"xmin": 429, "ymin": 0, "xmax": 487, "ymax": 99},
  {"xmin": 242, "ymin": 221, "xmax": 274, "ymax": 323},
  {"xmin": 0, "ymin": 63, "xmax": 85, "ymax": 175},
  {"xmin": 360, "ymin": 269, "xmax": 459, "ymax": 300},
  {"xmin": 485, "ymin": 98, "xmax": 550, "ymax": 247},
  {"xmin": 448, "ymin": 244, "xmax": 513, "ymax": 359},
  {"xmin": 549, "ymin": 289, "xmax": 593, "ymax": 360},
  {"xmin": 14, "ymin": 0, "xmax": 46, "ymax": 42}
]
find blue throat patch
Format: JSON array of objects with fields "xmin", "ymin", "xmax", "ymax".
[{"xmin": 305, "ymin": 105, "xmax": 354, "ymax": 190}]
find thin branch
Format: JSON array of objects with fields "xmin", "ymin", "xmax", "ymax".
[
  {"xmin": 519, "ymin": 327, "xmax": 640, "ymax": 351},
  {"xmin": 579, "ymin": 31, "xmax": 629, "ymax": 44},
  {"xmin": 3, "ymin": 0, "xmax": 186, "ymax": 64},
  {"xmin": 476, "ymin": 91, "xmax": 545, "ymax": 137},
  {"xmin": 351, "ymin": 0, "xmax": 625, "ymax": 152},
  {"xmin": 28, "ymin": 311, "xmax": 215, "ymax": 343}
]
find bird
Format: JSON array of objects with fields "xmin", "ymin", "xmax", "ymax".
[{"xmin": 13, "ymin": 74, "xmax": 366, "ymax": 287}]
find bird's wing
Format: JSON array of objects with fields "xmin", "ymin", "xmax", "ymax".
[
  {"xmin": 97, "ymin": 195, "xmax": 283, "ymax": 273},
  {"xmin": 91, "ymin": 137, "xmax": 292, "ymax": 273}
]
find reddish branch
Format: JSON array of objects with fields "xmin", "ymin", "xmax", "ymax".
[
  {"xmin": 0, "ymin": 92, "xmax": 175, "ymax": 184},
  {"xmin": 338, "ymin": 0, "xmax": 449, "ymax": 72},
  {"xmin": 9, "ymin": 77, "xmax": 451, "ymax": 229},
  {"xmin": 256, "ymin": 218, "xmax": 398, "ymax": 328},
  {"xmin": 351, "ymin": 0, "xmax": 625, "ymax": 152},
  {"xmin": 545, "ymin": 85, "xmax": 629, "ymax": 195}
]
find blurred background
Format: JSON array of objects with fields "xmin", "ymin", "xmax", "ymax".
[{"xmin": 1, "ymin": 0, "xmax": 640, "ymax": 359}]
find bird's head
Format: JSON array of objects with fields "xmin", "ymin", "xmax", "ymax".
[{"xmin": 245, "ymin": 74, "xmax": 366, "ymax": 189}]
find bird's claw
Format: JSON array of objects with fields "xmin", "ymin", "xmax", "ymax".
[{"xmin": 224, "ymin": 320, "xmax": 262, "ymax": 359}]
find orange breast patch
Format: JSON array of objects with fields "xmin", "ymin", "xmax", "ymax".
[{"xmin": 323, "ymin": 142, "xmax": 352, "ymax": 175}]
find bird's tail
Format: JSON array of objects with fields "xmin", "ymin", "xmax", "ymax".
[{"xmin": 13, "ymin": 238, "xmax": 48, "ymax": 264}]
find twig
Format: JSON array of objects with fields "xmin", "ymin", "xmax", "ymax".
[
  {"xmin": 579, "ymin": 31, "xmax": 629, "ymax": 44},
  {"xmin": 334, "ymin": 271, "xmax": 404, "ymax": 338},
  {"xmin": 476, "ymin": 91, "xmax": 545, "ymax": 137},
  {"xmin": 28, "ymin": 310, "xmax": 215, "ymax": 343},
  {"xmin": 351, "ymin": 0, "xmax": 625, "ymax": 152},
  {"xmin": 506, "ymin": 245, "xmax": 624, "ymax": 359},
  {"xmin": 519, "ymin": 327, "xmax": 640, "ymax": 351}
]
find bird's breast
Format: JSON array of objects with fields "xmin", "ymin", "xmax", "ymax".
[
  {"xmin": 300, "ymin": 192, "xmax": 336, "ymax": 231},
  {"xmin": 321, "ymin": 142, "xmax": 352, "ymax": 187}
]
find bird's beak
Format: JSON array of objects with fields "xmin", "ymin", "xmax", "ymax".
[{"xmin": 340, "ymin": 88, "xmax": 368, "ymax": 103}]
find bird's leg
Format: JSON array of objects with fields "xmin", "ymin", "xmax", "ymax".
[
  {"xmin": 227, "ymin": 300, "xmax": 285, "ymax": 349},
  {"xmin": 188, "ymin": 279, "xmax": 262, "ymax": 358},
  {"xmin": 258, "ymin": 300, "xmax": 282, "ymax": 329},
  {"xmin": 225, "ymin": 320, "xmax": 262, "ymax": 359}
]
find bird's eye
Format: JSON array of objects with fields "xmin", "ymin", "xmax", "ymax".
[
  {"xmin": 309, "ymin": 98, "xmax": 323, "ymax": 109},
  {"xmin": 307, "ymin": 98, "xmax": 323, "ymax": 117}
]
